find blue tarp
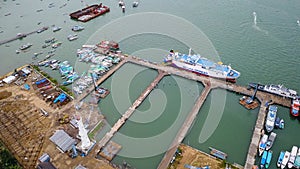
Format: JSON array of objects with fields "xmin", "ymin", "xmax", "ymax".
[
  {"xmin": 24, "ymin": 84, "xmax": 30, "ymax": 90},
  {"xmin": 53, "ymin": 93, "xmax": 67, "ymax": 103}
]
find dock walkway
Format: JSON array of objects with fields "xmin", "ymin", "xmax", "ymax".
[
  {"xmin": 96, "ymin": 70, "xmax": 167, "ymax": 151},
  {"xmin": 0, "ymin": 26, "xmax": 48, "ymax": 46},
  {"xmin": 244, "ymin": 102, "xmax": 267, "ymax": 168},
  {"xmin": 157, "ymin": 85, "xmax": 211, "ymax": 169}
]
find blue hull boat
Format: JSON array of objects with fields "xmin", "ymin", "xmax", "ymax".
[{"xmin": 265, "ymin": 150, "xmax": 272, "ymax": 168}]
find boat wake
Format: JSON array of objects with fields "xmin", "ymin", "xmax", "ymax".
[{"xmin": 252, "ymin": 11, "xmax": 268, "ymax": 35}]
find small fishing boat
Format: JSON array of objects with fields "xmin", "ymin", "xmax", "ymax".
[
  {"xmin": 42, "ymin": 44, "xmax": 50, "ymax": 48},
  {"xmin": 119, "ymin": 0, "xmax": 125, "ymax": 6},
  {"xmin": 261, "ymin": 150, "xmax": 268, "ymax": 168},
  {"xmin": 258, "ymin": 134, "xmax": 268, "ymax": 156},
  {"xmin": 67, "ymin": 34, "xmax": 78, "ymax": 41},
  {"xmin": 45, "ymin": 53, "xmax": 55, "ymax": 59},
  {"xmin": 19, "ymin": 43, "xmax": 32, "ymax": 50},
  {"xmin": 52, "ymin": 26, "xmax": 62, "ymax": 32},
  {"xmin": 45, "ymin": 37, "xmax": 55, "ymax": 43},
  {"xmin": 265, "ymin": 150, "xmax": 272, "ymax": 168},
  {"xmin": 266, "ymin": 132, "xmax": 276, "ymax": 151},
  {"xmin": 52, "ymin": 42, "xmax": 62, "ymax": 48},
  {"xmin": 279, "ymin": 119, "xmax": 284, "ymax": 129},
  {"xmin": 71, "ymin": 25, "xmax": 84, "ymax": 31},
  {"xmin": 281, "ymin": 151, "xmax": 291, "ymax": 169},
  {"xmin": 275, "ymin": 117, "xmax": 280, "ymax": 128},
  {"xmin": 16, "ymin": 50, "xmax": 20, "ymax": 54},
  {"xmin": 277, "ymin": 151, "xmax": 285, "ymax": 168},
  {"xmin": 132, "ymin": 1, "xmax": 139, "ymax": 7}
]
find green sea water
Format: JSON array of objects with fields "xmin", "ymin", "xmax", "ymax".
[{"xmin": 1, "ymin": 0, "xmax": 300, "ymax": 168}]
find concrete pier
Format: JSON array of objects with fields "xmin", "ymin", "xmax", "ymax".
[
  {"xmin": 0, "ymin": 26, "xmax": 48, "ymax": 46},
  {"xmin": 244, "ymin": 103, "xmax": 267, "ymax": 169},
  {"xmin": 96, "ymin": 70, "xmax": 167, "ymax": 151},
  {"xmin": 157, "ymin": 85, "xmax": 211, "ymax": 169}
]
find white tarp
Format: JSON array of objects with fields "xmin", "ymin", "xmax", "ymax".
[{"xmin": 3, "ymin": 75, "xmax": 16, "ymax": 84}]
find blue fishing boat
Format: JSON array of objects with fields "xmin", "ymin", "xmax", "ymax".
[
  {"xmin": 275, "ymin": 117, "xmax": 280, "ymax": 128},
  {"xmin": 261, "ymin": 150, "xmax": 268, "ymax": 167},
  {"xmin": 277, "ymin": 151, "xmax": 285, "ymax": 168},
  {"xmin": 265, "ymin": 150, "xmax": 272, "ymax": 168}
]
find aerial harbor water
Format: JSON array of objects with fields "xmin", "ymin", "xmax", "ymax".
[{"xmin": 1, "ymin": 0, "xmax": 300, "ymax": 169}]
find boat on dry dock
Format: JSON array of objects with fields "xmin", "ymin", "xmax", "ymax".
[{"xmin": 69, "ymin": 3, "xmax": 110, "ymax": 22}]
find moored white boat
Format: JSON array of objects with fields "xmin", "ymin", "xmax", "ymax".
[
  {"xmin": 258, "ymin": 134, "xmax": 268, "ymax": 156},
  {"xmin": 266, "ymin": 132, "xmax": 276, "ymax": 151},
  {"xmin": 281, "ymin": 151, "xmax": 291, "ymax": 169},
  {"xmin": 265, "ymin": 105, "xmax": 277, "ymax": 133},
  {"xmin": 288, "ymin": 146, "xmax": 298, "ymax": 168}
]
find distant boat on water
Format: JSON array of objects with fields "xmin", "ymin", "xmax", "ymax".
[
  {"xmin": 72, "ymin": 25, "xmax": 84, "ymax": 32},
  {"xmin": 67, "ymin": 34, "xmax": 78, "ymax": 41},
  {"xmin": 132, "ymin": 1, "xmax": 139, "ymax": 7},
  {"xmin": 52, "ymin": 26, "xmax": 62, "ymax": 32},
  {"xmin": 19, "ymin": 43, "xmax": 32, "ymax": 50}
]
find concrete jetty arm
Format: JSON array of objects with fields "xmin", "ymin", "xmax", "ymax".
[{"xmin": 157, "ymin": 85, "xmax": 211, "ymax": 169}]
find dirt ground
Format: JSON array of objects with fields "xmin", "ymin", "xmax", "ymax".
[
  {"xmin": 0, "ymin": 69, "xmax": 114, "ymax": 169},
  {"xmin": 169, "ymin": 144, "xmax": 226, "ymax": 169}
]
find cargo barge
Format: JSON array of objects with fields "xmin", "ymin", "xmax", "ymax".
[{"xmin": 69, "ymin": 3, "xmax": 110, "ymax": 22}]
